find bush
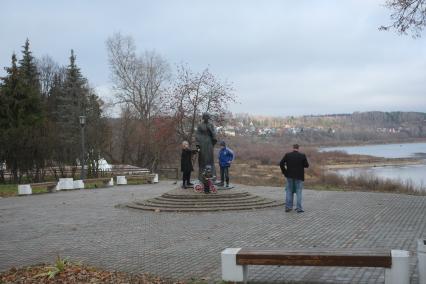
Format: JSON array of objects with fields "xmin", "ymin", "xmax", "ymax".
[{"xmin": 320, "ymin": 171, "xmax": 423, "ymax": 194}]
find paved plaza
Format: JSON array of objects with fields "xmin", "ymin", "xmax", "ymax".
[{"xmin": 0, "ymin": 182, "xmax": 425, "ymax": 283}]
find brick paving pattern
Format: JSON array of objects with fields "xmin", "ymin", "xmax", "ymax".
[{"xmin": 0, "ymin": 182, "xmax": 425, "ymax": 283}]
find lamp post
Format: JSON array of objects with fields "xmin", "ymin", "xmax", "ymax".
[{"xmin": 79, "ymin": 115, "xmax": 86, "ymax": 180}]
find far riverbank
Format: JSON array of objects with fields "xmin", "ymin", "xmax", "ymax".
[
  {"xmin": 322, "ymin": 142, "xmax": 426, "ymax": 190},
  {"xmin": 325, "ymin": 158, "xmax": 423, "ymax": 170}
]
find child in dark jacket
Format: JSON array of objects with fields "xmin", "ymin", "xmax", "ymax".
[
  {"xmin": 201, "ymin": 165, "xmax": 214, "ymax": 193},
  {"xmin": 218, "ymin": 141, "xmax": 234, "ymax": 187},
  {"xmin": 181, "ymin": 141, "xmax": 198, "ymax": 188}
]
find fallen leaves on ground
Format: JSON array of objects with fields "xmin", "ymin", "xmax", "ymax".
[{"xmin": 0, "ymin": 262, "xmax": 185, "ymax": 284}]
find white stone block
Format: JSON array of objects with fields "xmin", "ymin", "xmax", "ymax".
[
  {"xmin": 57, "ymin": 178, "xmax": 74, "ymax": 190},
  {"xmin": 418, "ymin": 239, "xmax": 426, "ymax": 284},
  {"xmin": 73, "ymin": 180, "xmax": 85, "ymax": 189},
  {"xmin": 18, "ymin": 184, "xmax": 32, "ymax": 195},
  {"xmin": 221, "ymin": 248, "xmax": 246, "ymax": 282},
  {"xmin": 116, "ymin": 176, "xmax": 127, "ymax": 185},
  {"xmin": 153, "ymin": 174, "xmax": 159, "ymax": 183},
  {"xmin": 108, "ymin": 178, "xmax": 114, "ymax": 186},
  {"xmin": 385, "ymin": 250, "xmax": 410, "ymax": 284}
]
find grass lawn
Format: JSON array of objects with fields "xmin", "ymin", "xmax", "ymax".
[
  {"xmin": 0, "ymin": 184, "xmax": 49, "ymax": 197},
  {"xmin": 0, "ymin": 178, "xmax": 152, "ymax": 198}
]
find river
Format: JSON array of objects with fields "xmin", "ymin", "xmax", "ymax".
[{"xmin": 321, "ymin": 142, "xmax": 426, "ymax": 190}]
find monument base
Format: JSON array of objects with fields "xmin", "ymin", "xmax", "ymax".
[{"xmin": 125, "ymin": 186, "xmax": 283, "ymax": 212}]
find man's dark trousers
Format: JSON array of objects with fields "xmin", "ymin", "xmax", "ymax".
[{"xmin": 220, "ymin": 166, "xmax": 229, "ymax": 186}]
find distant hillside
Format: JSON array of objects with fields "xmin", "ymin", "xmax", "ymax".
[{"xmin": 226, "ymin": 111, "xmax": 426, "ymax": 145}]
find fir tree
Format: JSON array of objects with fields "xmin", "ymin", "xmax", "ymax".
[
  {"xmin": 54, "ymin": 50, "xmax": 89, "ymax": 167},
  {"xmin": 19, "ymin": 39, "xmax": 41, "ymax": 91},
  {"xmin": 0, "ymin": 39, "xmax": 47, "ymax": 182},
  {"xmin": 0, "ymin": 49, "xmax": 44, "ymax": 182},
  {"xmin": 46, "ymin": 49, "xmax": 108, "ymax": 177},
  {"xmin": 0, "ymin": 54, "xmax": 21, "ymax": 181},
  {"xmin": 19, "ymin": 39, "xmax": 46, "ymax": 181}
]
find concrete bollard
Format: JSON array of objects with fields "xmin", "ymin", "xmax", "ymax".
[
  {"xmin": 73, "ymin": 180, "xmax": 85, "ymax": 189},
  {"xmin": 384, "ymin": 250, "xmax": 410, "ymax": 284},
  {"xmin": 57, "ymin": 178, "xmax": 74, "ymax": 190},
  {"xmin": 116, "ymin": 176, "xmax": 127, "ymax": 185},
  {"xmin": 108, "ymin": 178, "xmax": 114, "ymax": 187},
  {"xmin": 418, "ymin": 239, "xmax": 426, "ymax": 284},
  {"xmin": 221, "ymin": 248, "xmax": 247, "ymax": 283},
  {"xmin": 153, "ymin": 174, "xmax": 159, "ymax": 183},
  {"xmin": 18, "ymin": 184, "xmax": 32, "ymax": 195}
]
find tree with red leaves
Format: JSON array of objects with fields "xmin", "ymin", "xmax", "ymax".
[{"xmin": 170, "ymin": 64, "xmax": 235, "ymax": 145}]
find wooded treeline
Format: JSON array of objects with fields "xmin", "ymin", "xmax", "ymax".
[
  {"xmin": 0, "ymin": 40, "xmax": 108, "ymax": 183},
  {"xmin": 0, "ymin": 37, "xmax": 235, "ymax": 183}
]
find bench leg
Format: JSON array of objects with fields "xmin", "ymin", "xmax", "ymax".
[
  {"xmin": 222, "ymin": 248, "xmax": 246, "ymax": 282},
  {"xmin": 385, "ymin": 250, "xmax": 410, "ymax": 284},
  {"xmin": 243, "ymin": 265, "xmax": 248, "ymax": 284}
]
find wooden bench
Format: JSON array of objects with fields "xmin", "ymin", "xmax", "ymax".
[
  {"xmin": 30, "ymin": 182, "xmax": 57, "ymax": 192},
  {"xmin": 127, "ymin": 173, "xmax": 156, "ymax": 183},
  {"xmin": 83, "ymin": 177, "xmax": 112, "ymax": 186},
  {"xmin": 221, "ymin": 248, "xmax": 410, "ymax": 284}
]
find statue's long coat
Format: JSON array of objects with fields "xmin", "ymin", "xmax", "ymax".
[{"xmin": 195, "ymin": 121, "xmax": 217, "ymax": 180}]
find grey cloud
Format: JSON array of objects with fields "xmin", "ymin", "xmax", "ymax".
[{"xmin": 1, "ymin": 0, "xmax": 425, "ymax": 116}]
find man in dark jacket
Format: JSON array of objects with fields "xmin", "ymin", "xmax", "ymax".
[{"xmin": 279, "ymin": 144, "xmax": 309, "ymax": 212}]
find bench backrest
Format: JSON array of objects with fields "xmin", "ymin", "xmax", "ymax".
[{"xmin": 236, "ymin": 249, "xmax": 392, "ymax": 268}]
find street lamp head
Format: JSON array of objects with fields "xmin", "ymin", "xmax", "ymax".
[{"xmin": 79, "ymin": 115, "xmax": 86, "ymax": 127}]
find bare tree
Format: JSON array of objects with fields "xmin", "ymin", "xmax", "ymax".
[
  {"xmin": 118, "ymin": 104, "xmax": 137, "ymax": 164},
  {"xmin": 106, "ymin": 33, "xmax": 171, "ymax": 169},
  {"xmin": 106, "ymin": 33, "xmax": 170, "ymax": 120},
  {"xmin": 36, "ymin": 55, "xmax": 61, "ymax": 98},
  {"xmin": 170, "ymin": 64, "xmax": 235, "ymax": 144},
  {"xmin": 380, "ymin": 0, "xmax": 426, "ymax": 37}
]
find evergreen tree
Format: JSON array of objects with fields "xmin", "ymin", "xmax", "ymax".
[
  {"xmin": 0, "ymin": 44, "xmax": 109, "ymax": 181},
  {"xmin": 85, "ymin": 91, "xmax": 110, "ymax": 177},
  {"xmin": 19, "ymin": 39, "xmax": 41, "ymax": 91},
  {"xmin": 0, "ymin": 55, "xmax": 20, "ymax": 181},
  {"xmin": 0, "ymin": 44, "xmax": 44, "ymax": 182},
  {"xmin": 45, "ymin": 73, "xmax": 66, "ymax": 177},
  {"xmin": 18, "ymin": 39, "xmax": 46, "ymax": 181},
  {"xmin": 53, "ymin": 50, "xmax": 89, "ymax": 167},
  {"xmin": 52, "ymin": 49, "xmax": 110, "ymax": 177}
]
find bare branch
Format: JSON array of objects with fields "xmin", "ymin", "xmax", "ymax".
[
  {"xmin": 380, "ymin": 0, "xmax": 426, "ymax": 37},
  {"xmin": 168, "ymin": 64, "xmax": 235, "ymax": 143}
]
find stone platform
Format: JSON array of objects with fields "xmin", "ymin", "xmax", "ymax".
[{"xmin": 125, "ymin": 187, "xmax": 284, "ymax": 212}]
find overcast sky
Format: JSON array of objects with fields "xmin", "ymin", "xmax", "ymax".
[{"xmin": 1, "ymin": 0, "xmax": 425, "ymax": 116}]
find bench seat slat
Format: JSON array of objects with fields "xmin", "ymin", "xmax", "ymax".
[
  {"xmin": 31, "ymin": 182, "xmax": 56, "ymax": 189},
  {"xmin": 236, "ymin": 249, "xmax": 392, "ymax": 268}
]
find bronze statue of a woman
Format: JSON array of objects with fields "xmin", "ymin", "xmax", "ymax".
[{"xmin": 195, "ymin": 113, "xmax": 217, "ymax": 181}]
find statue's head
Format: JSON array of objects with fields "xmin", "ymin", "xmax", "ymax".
[{"xmin": 202, "ymin": 113, "xmax": 210, "ymax": 123}]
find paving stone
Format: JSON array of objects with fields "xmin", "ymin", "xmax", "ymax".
[{"xmin": 0, "ymin": 182, "xmax": 425, "ymax": 283}]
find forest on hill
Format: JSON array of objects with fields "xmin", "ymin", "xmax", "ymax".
[{"xmin": 225, "ymin": 111, "xmax": 426, "ymax": 146}]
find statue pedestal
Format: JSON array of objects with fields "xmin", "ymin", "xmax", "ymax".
[{"xmin": 125, "ymin": 187, "xmax": 284, "ymax": 212}]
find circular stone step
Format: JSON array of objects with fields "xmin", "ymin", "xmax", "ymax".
[{"xmin": 125, "ymin": 187, "xmax": 284, "ymax": 212}]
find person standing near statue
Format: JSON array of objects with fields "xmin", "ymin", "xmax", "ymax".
[
  {"xmin": 180, "ymin": 141, "xmax": 199, "ymax": 188},
  {"xmin": 279, "ymin": 144, "xmax": 309, "ymax": 213},
  {"xmin": 218, "ymin": 141, "xmax": 234, "ymax": 188},
  {"xmin": 195, "ymin": 113, "xmax": 217, "ymax": 181}
]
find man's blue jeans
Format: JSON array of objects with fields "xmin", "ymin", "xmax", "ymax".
[{"xmin": 285, "ymin": 178, "xmax": 303, "ymax": 211}]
